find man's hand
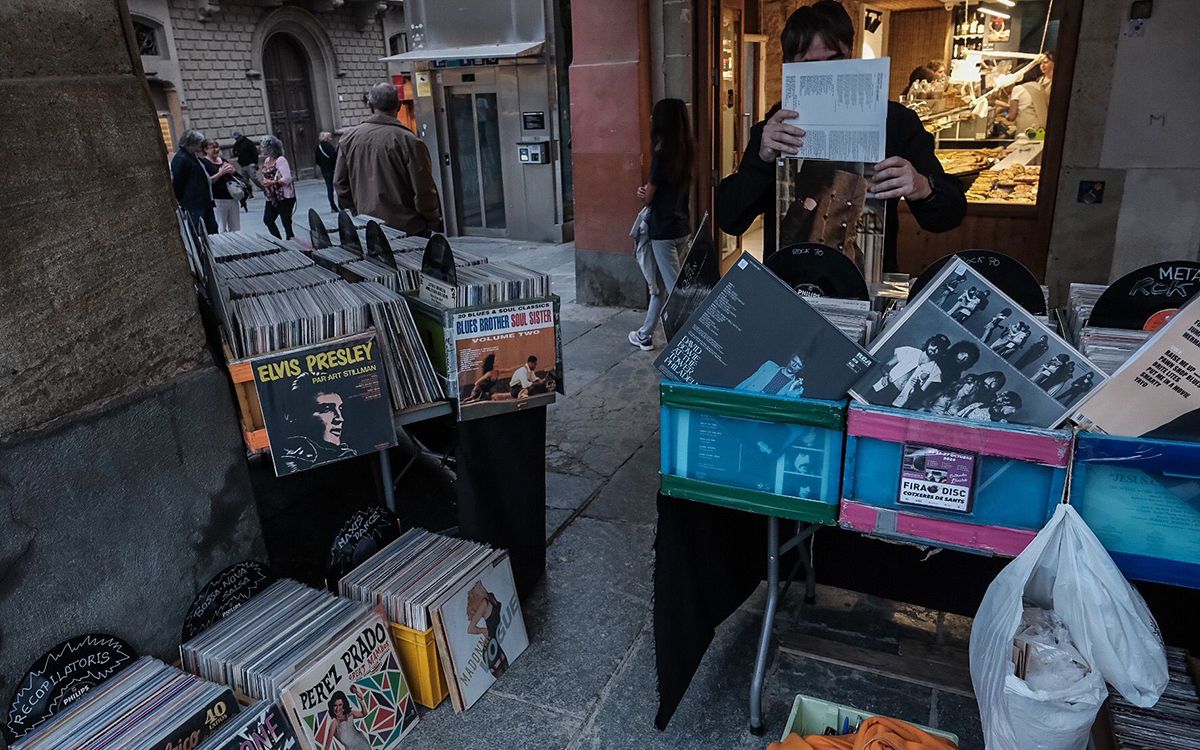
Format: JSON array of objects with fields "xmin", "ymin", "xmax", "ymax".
[
  {"xmin": 758, "ymin": 109, "xmax": 805, "ymax": 163},
  {"xmin": 635, "ymin": 185, "xmax": 648, "ymax": 200},
  {"xmin": 870, "ymin": 156, "xmax": 932, "ymax": 201}
]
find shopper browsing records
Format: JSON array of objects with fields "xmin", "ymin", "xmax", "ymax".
[
  {"xmin": 715, "ymin": 1, "xmax": 965, "ymax": 273},
  {"xmin": 335, "ymin": 82, "xmax": 443, "ymax": 236},
  {"xmin": 201, "ymin": 139, "xmax": 242, "ymax": 233},
  {"xmin": 260, "ymin": 136, "xmax": 296, "ymax": 239},
  {"xmin": 171, "ymin": 129, "xmax": 217, "ymax": 234},
  {"xmin": 231, "ymin": 129, "xmax": 261, "ymax": 192},
  {"xmin": 629, "ymin": 99, "xmax": 694, "ymax": 352},
  {"xmin": 315, "ymin": 131, "xmax": 339, "ymax": 213}
]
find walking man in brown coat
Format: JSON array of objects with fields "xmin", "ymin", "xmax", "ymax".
[{"xmin": 334, "ymin": 82, "xmax": 443, "ymax": 236}]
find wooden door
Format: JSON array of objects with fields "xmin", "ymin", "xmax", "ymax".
[{"xmin": 263, "ymin": 34, "xmax": 317, "ymax": 177}]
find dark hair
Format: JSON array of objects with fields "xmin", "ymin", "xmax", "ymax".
[
  {"xmin": 922, "ymin": 334, "xmax": 951, "ymax": 352},
  {"xmin": 902, "ymin": 66, "xmax": 934, "ymax": 96},
  {"xmin": 980, "ymin": 370, "xmax": 1006, "ymax": 389},
  {"xmin": 527, "ymin": 355, "xmax": 538, "ymax": 365},
  {"xmin": 328, "ymin": 690, "xmax": 350, "ymax": 716},
  {"xmin": 997, "ymin": 391, "xmax": 1023, "ymax": 409},
  {"xmin": 940, "ymin": 341, "xmax": 980, "ymax": 378},
  {"xmin": 999, "ymin": 308, "xmax": 1012, "ymax": 316},
  {"xmin": 781, "ymin": 1, "xmax": 854, "ymax": 62},
  {"xmin": 482, "ymin": 353, "xmax": 496, "ymax": 373},
  {"xmin": 650, "ymin": 98, "xmax": 694, "ymax": 187}
]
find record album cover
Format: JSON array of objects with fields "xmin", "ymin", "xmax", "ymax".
[
  {"xmin": 198, "ymin": 701, "xmax": 298, "ymax": 750},
  {"xmin": 1072, "ymin": 296, "xmax": 1200, "ymax": 439},
  {"xmin": 453, "ymin": 300, "xmax": 560, "ymax": 420},
  {"xmin": 253, "ymin": 333, "xmax": 397, "ymax": 476},
  {"xmin": 655, "ymin": 253, "xmax": 874, "ymax": 401},
  {"xmin": 431, "ymin": 552, "xmax": 529, "ymax": 713},
  {"xmin": 852, "ymin": 259, "xmax": 1105, "ymax": 428},
  {"xmin": 279, "ymin": 611, "xmax": 418, "ymax": 750}
]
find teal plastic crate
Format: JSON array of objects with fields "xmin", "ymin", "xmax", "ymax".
[
  {"xmin": 659, "ymin": 382, "xmax": 846, "ymax": 523},
  {"xmin": 780, "ymin": 693, "xmax": 958, "ymax": 744}
]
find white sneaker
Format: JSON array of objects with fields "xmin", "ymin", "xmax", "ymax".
[{"xmin": 628, "ymin": 330, "xmax": 654, "ymax": 351}]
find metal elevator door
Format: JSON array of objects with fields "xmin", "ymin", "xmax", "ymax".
[{"xmin": 446, "ymin": 87, "xmax": 507, "ymax": 235}]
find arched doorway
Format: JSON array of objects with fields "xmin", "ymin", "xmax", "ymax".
[{"xmin": 263, "ymin": 33, "xmax": 317, "ymax": 177}]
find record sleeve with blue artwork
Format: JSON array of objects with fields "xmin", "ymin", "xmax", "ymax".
[{"xmin": 654, "ymin": 253, "xmax": 874, "ymax": 401}]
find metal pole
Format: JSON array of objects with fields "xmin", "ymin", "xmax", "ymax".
[
  {"xmin": 749, "ymin": 516, "xmax": 780, "ymax": 735},
  {"xmin": 379, "ymin": 449, "xmax": 396, "ymax": 513}
]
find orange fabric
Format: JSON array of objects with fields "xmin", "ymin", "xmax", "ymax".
[{"xmin": 766, "ymin": 717, "xmax": 958, "ymax": 750}]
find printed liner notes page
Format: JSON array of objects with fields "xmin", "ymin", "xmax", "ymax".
[{"xmin": 782, "ymin": 57, "xmax": 889, "ymax": 164}]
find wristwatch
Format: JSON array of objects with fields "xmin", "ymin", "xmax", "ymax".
[{"xmin": 912, "ymin": 173, "xmax": 937, "ymax": 203}]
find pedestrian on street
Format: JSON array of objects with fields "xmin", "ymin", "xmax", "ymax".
[
  {"xmin": 315, "ymin": 131, "xmax": 339, "ymax": 213},
  {"xmin": 260, "ymin": 135, "xmax": 296, "ymax": 240},
  {"xmin": 201, "ymin": 139, "xmax": 242, "ymax": 232},
  {"xmin": 231, "ymin": 129, "xmax": 261, "ymax": 212},
  {"xmin": 170, "ymin": 128, "xmax": 217, "ymax": 234},
  {"xmin": 334, "ymin": 82, "xmax": 442, "ymax": 236},
  {"xmin": 628, "ymin": 98, "xmax": 694, "ymax": 352}
]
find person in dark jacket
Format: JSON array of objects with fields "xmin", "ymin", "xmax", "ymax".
[
  {"xmin": 231, "ymin": 130, "xmax": 262, "ymax": 194},
  {"xmin": 170, "ymin": 128, "xmax": 217, "ymax": 234},
  {"xmin": 716, "ymin": 1, "xmax": 966, "ymax": 274},
  {"xmin": 315, "ymin": 131, "xmax": 339, "ymax": 213}
]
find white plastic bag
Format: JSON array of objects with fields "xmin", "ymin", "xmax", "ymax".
[{"xmin": 969, "ymin": 504, "xmax": 1168, "ymax": 750}]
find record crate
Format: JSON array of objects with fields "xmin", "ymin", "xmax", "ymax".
[
  {"xmin": 389, "ymin": 622, "xmax": 449, "ymax": 709},
  {"xmin": 1069, "ymin": 432, "xmax": 1200, "ymax": 588},
  {"xmin": 840, "ymin": 403, "xmax": 1071, "ymax": 556},
  {"xmin": 780, "ymin": 693, "xmax": 958, "ymax": 744},
  {"xmin": 226, "ymin": 356, "xmax": 271, "ymax": 454},
  {"xmin": 658, "ymin": 382, "xmax": 847, "ymax": 523}
]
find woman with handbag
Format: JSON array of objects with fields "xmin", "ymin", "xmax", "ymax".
[
  {"xmin": 260, "ymin": 135, "xmax": 297, "ymax": 240},
  {"xmin": 201, "ymin": 139, "xmax": 242, "ymax": 232}
]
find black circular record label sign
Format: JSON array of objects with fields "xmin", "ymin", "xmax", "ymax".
[
  {"xmin": 4, "ymin": 634, "xmax": 137, "ymax": 744},
  {"xmin": 766, "ymin": 243, "xmax": 870, "ymax": 300},
  {"xmin": 181, "ymin": 560, "xmax": 276, "ymax": 643},
  {"xmin": 909, "ymin": 250, "xmax": 1046, "ymax": 315},
  {"xmin": 326, "ymin": 505, "xmax": 400, "ymax": 592},
  {"xmin": 1089, "ymin": 261, "xmax": 1200, "ymax": 331}
]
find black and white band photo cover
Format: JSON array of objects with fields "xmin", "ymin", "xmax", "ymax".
[
  {"xmin": 851, "ymin": 259, "xmax": 1106, "ymax": 429},
  {"xmin": 252, "ymin": 333, "xmax": 398, "ymax": 476}
]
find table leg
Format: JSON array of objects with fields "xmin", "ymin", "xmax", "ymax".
[{"xmin": 749, "ymin": 516, "xmax": 780, "ymax": 735}]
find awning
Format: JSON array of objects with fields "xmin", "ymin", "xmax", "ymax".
[{"xmin": 381, "ymin": 41, "xmax": 544, "ymax": 62}]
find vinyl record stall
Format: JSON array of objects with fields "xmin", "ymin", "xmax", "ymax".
[{"xmin": 652, "ymin": 190, "xmax": 1200, "ymax": 747}]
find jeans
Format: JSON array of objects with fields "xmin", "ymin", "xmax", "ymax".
[
  {"xmin": 638, "ymin": 235, "xmax": 686, "ymax": 339},
  {"xmin": 186, "ymin": 206, "xmax": 217, "ymax": 235},
  {"xmin": 213, "ymin": 199, "xmax": 240, "ymax": 232},
  {"xmin": 322, "ymin": 172, "xmax": 337, "ymax": 211},
  {"xmin": 264, "ymin": 197, "xmax": 296, "ymax": 239}
]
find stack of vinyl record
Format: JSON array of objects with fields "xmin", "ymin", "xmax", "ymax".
[
  {"xmin": 447, "ymin": 261, "xmax": 551, "ymax": 306},
  {"xmin": 1079, "ymin": 326, "xmax": 1152, "ymax": 375},
  {"xmin": 232, "ymin": 280, "xmax": 372, "ymax": 357},
  {"xmin": 180, "ymin": 579, "xmax": 369, "ymax": 701},
  {"xmin": 216, "ymin": 249, "xmax": 313, "ymax": 279},
  {"xmin": 312, "ymin": 245, "xmax": 362, "ymax": 268},
  {"xmin": 339, "ymin": 528, "xmax": 494, "ymax": 631},
  {"xmin": 12, "ymin": 658, "xmax": 237, "ymax": 750},
  {"xmin": 224, "ymin": 265, "xmax": 341, "ymax": 300},
  {"xmin": 1108, "ymin": 647, "xmax": 1200, "ymax": 750},
  {"xmin": 341, "ymin": 258, "xmax": 404, "ymax": 291},
  {"xmin": 208, "ymin": 231, "xmax": 281, "ymax": 261},
  {"xmin": 353, "ymin": 282, "xmax": 447, "ymax": 408},
  {"xmin": 806, "ymin": 297, "xmax": 878, "ymax": 345},
  {"xmin": 1064, "ymin": 282, "xmax": 1106, "ymax": 344}
]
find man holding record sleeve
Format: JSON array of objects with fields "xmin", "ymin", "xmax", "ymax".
[{"xmin": 716, "ymin": 0, "xmax": 966, "ymax": 273}]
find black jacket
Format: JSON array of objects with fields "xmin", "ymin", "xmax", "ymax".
[
  {"xmin": 170, "ymin": 148, "xmax": 213, "ymax": 210},
  {"xmin": 716, "ymin": 101, "xmax": 966, "ymax": 273},
  {"xmin": 232, "ymin": 136, "xmax": 259, "ymax": 167},
  {"xmin": 315, "ymin": 142, "xmax": 337, "ymax": 177}
]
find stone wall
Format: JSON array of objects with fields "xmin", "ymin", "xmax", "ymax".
[
  {"xmin": 166, "ymin": 0, "xmax": 390, "ymax": 137},
  {"xmin": 0, "ymin": 0, "xmax": 263, "ymax": 710}
]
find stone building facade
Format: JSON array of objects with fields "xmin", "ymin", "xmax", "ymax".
[{"xmin": 129, "ymin": 0, "xmax": 401, "ymax": 176}]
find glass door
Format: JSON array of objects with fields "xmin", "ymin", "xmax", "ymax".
[
  {"xmin": 447, "ymin": 87, "xmax": 507, "ymax": 235},
  {"xmin": 718, "ymin": 5, "xmax": 743, "ymax": 263}
]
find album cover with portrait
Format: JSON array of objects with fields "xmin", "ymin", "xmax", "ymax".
[
  {"xmin": 279, "ymin": 610, "xmax": 418, "ymax": 750},
  {"xmin": 851, "ymin": 259, "xmax": 1105, "ymax": 428},
  {"xmin": 252, "ymin": 333, "xmax": 397, "ymax": 476},
  {"xmin": 430, "ymin": 551, "xmax": 529, "ymax": 713}
]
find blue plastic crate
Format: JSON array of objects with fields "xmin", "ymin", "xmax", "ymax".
[
  {"xmin": 1070, "ymin": 432, "xmax": 1200, "ymax": 588},
  {"xmin": 659, "ymin": 382, "xmax": 846, "ymax": 523}
]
